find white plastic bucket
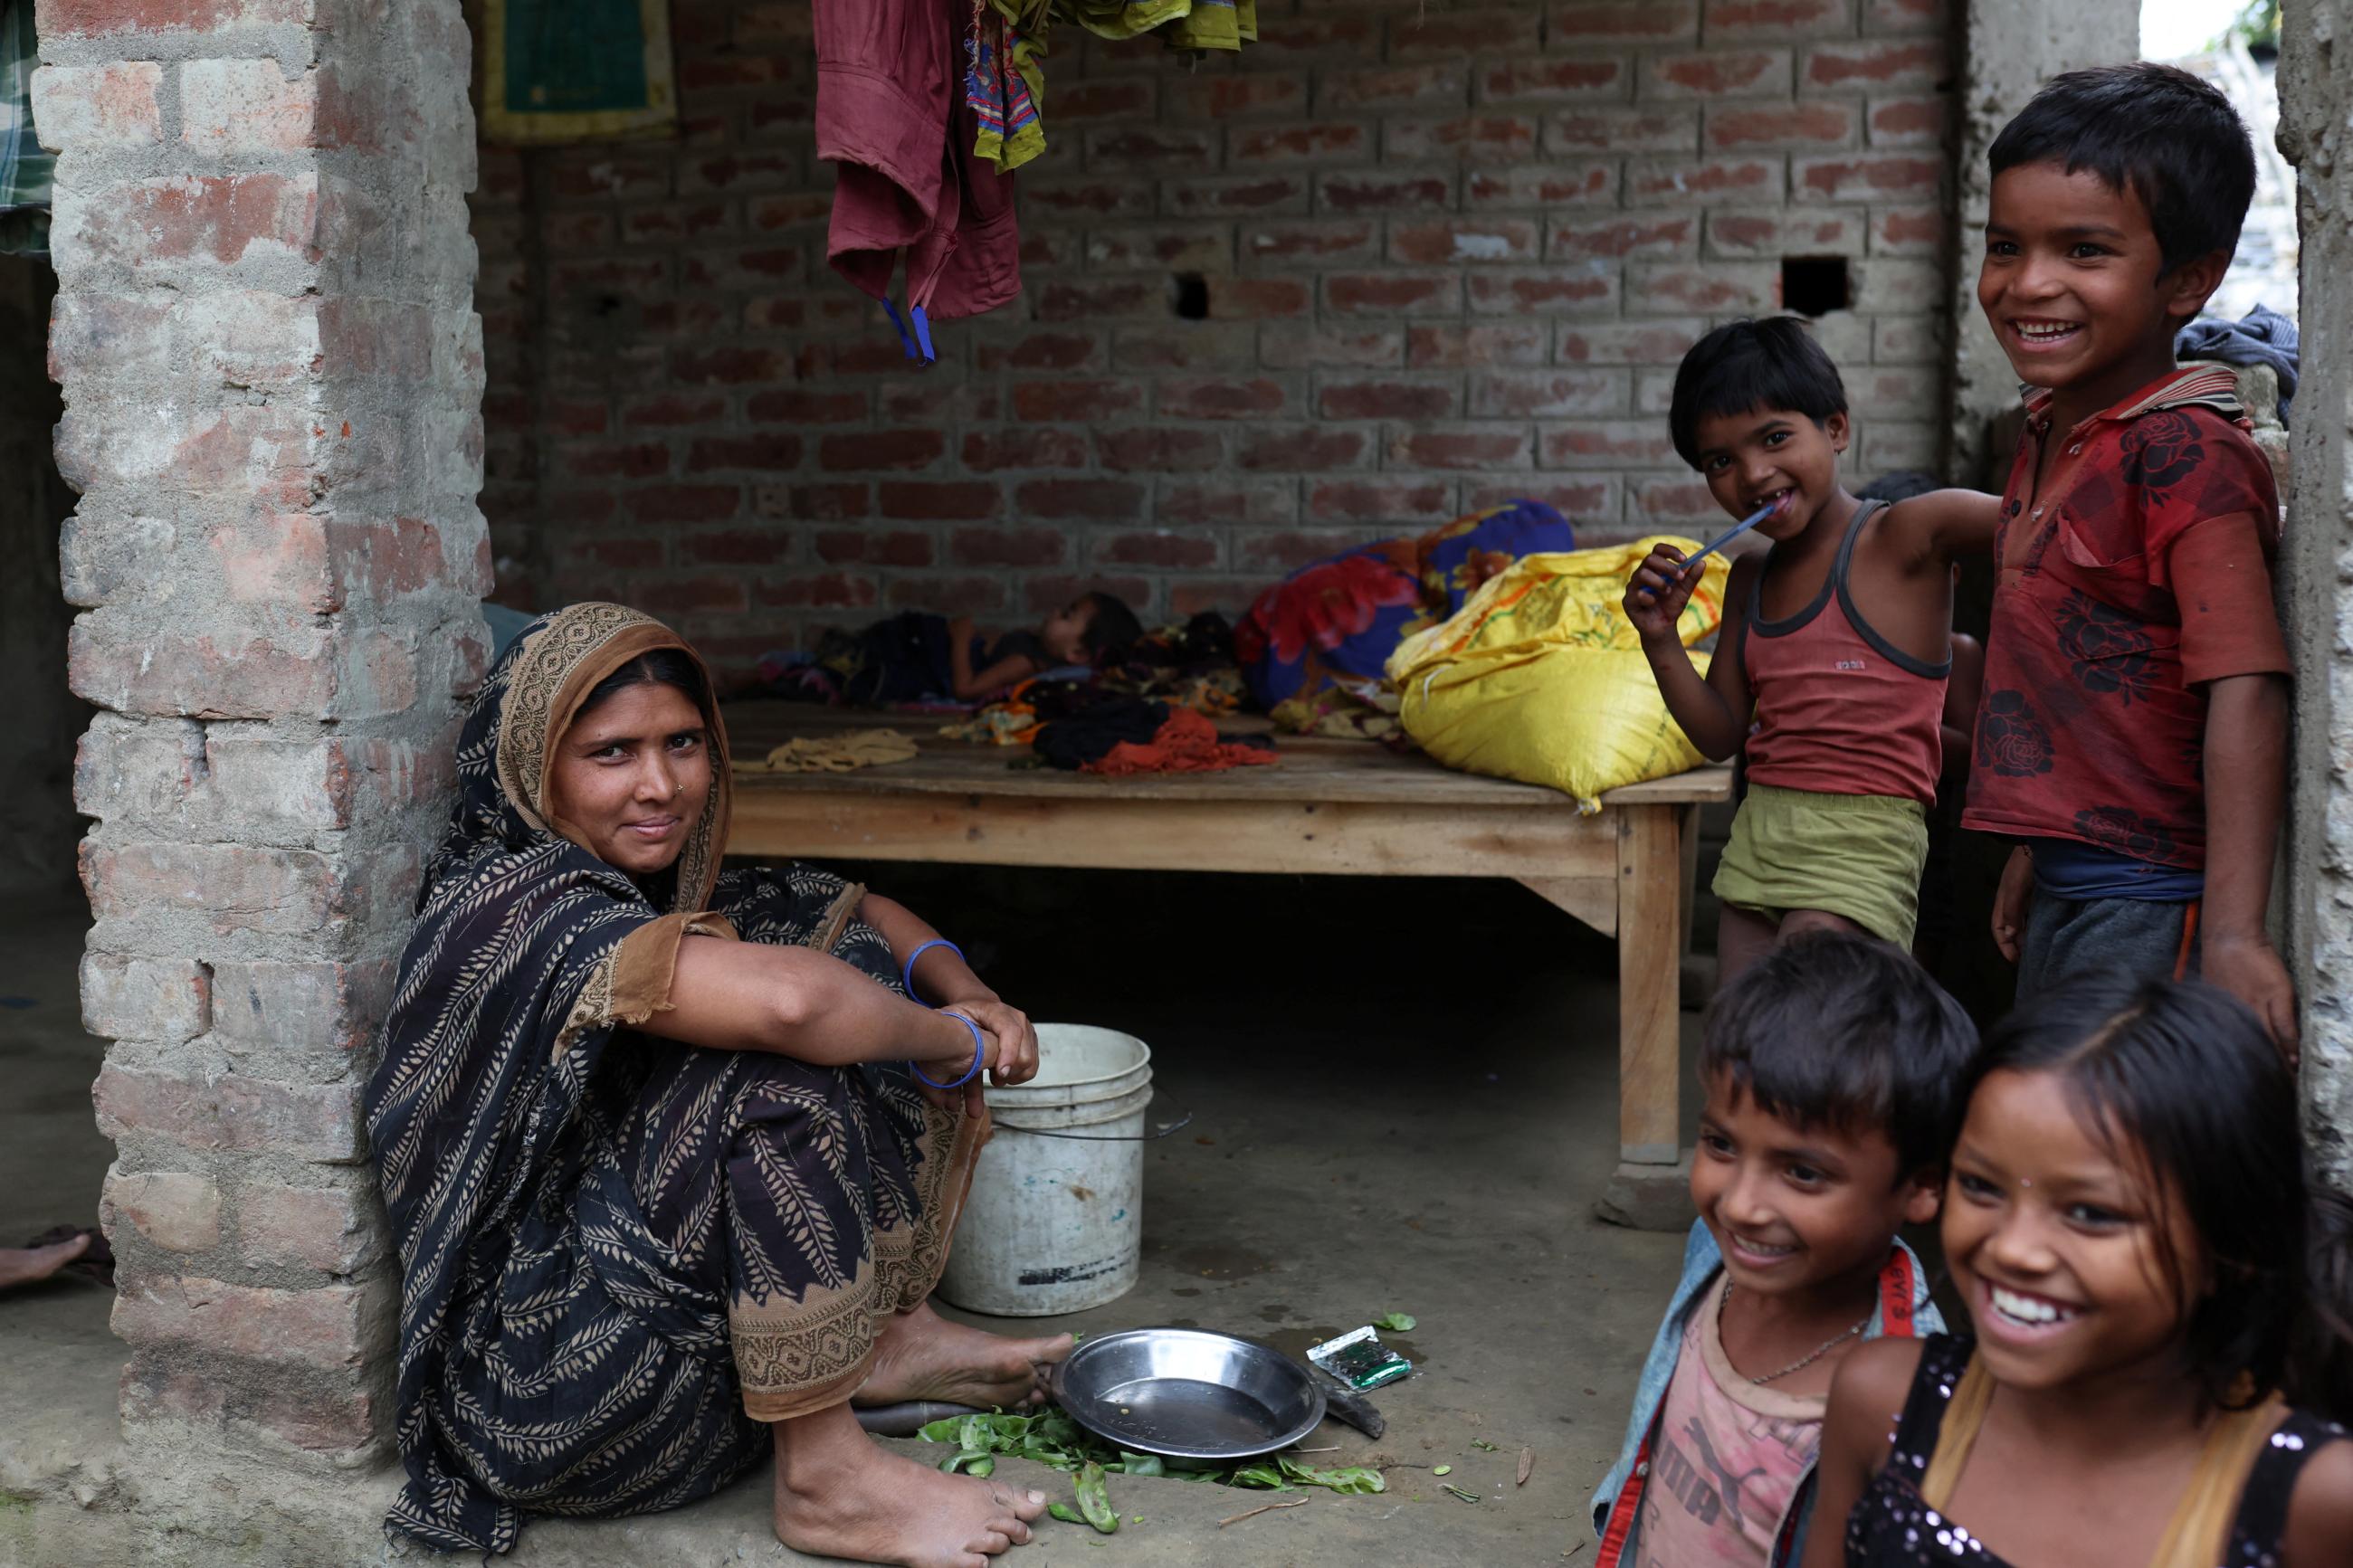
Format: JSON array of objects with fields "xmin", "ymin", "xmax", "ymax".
[{"xmin": 938, "ymin": 1024, "xmax": 1151, "ymax": 1316}]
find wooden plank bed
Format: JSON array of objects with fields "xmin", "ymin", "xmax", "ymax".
[{"xmin": 722, "ymin": 701, "xmax": 1731, "ymax": 1229}]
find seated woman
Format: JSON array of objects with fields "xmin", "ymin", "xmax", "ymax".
[{"xmin": 367, "ymin": 603, "xmax": 1069, "ymax": 1565}]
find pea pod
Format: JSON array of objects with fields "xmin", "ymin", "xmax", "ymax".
[
  {"xmin": 1046, "ymin": 1502, "xmax": 1087, "ymax": 1525},
  {"xmin": 1075, "ymin": 1461, "xmax": 1119, "ymax": 1535}
]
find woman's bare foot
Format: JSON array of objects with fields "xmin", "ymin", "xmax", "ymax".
[
  {"xmin": 0, "ymin": 1232, "xmax": 90, "ymax": 1292},
  {"xmin": 773, "ymin": 1402, "xmax": 1047, "ymax": 1568},
  {"xmin": 856, "ymin": 1300, "xmax": 1072, "ymax": 1411}
]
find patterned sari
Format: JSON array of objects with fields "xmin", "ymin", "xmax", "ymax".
[{"xmin": 366, "ymin": 603, "xmax": 986, "ymax": 1553}]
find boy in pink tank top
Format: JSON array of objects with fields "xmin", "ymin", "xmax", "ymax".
[{"xmin": 1625, "ymin": 320, "xmax": 1999, "ymax": 984}]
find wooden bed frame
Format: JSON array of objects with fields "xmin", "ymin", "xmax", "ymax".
[{"xmin": 722, "ymin": 702, "xmax": 1731, "ymax": 1230}]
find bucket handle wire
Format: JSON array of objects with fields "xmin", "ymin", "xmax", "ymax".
[{"xmin": 993, "ymin": 1109, "xmax": 1196, "ymax": 1143}]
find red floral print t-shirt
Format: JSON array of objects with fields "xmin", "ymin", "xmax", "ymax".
[{"xmin": 1962, "ymin": 366, "xmax": 2291, "ymax": 871}]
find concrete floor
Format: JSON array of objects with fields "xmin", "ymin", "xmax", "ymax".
[{"xmin": 0, "ymin": 868, "xmax": 1700, "ymax": 1566}]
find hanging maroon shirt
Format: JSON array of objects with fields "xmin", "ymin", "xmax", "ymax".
[
  {"xmin": 814, "ymin": 0, "xmax": 1020, "ymax": 320},
  {"xmin": 1963, "ymin": 366, "xmax": 2291, "ymax": 871}
]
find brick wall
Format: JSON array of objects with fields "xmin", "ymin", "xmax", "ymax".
[
  {"xmin": 479, "ymin": 0, "xmax": 1958, "ymax": 674},
  {"xmin": 42, "ymin": 0, "xmax": 485, "ymax": 1468}
]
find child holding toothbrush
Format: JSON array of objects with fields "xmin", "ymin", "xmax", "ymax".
[{"xmin": 1624, "ymin": 318, "xmax": 1998, "ymax": 984}]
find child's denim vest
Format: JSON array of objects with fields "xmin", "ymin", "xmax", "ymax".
[{"xmin": 1587, "ymin": 1221, "xmax": 1944, "ymax": 1567}]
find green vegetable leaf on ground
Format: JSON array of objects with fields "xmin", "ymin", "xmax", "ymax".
[
  {"xmin": 1371, "ymin": 1313, "xmax": 1416, "ymax": 1332},
  {"xmin": 1076, "ymin": 1462, "xmax": 1119, "ymax": 1535}
]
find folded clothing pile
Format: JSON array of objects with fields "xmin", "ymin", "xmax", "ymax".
[{"xmin": 1034, "ymin": 699, "xmax": 1276, "ymax": 776}]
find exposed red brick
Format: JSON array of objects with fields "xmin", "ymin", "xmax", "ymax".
[
  {"xmin": 1161, "ymin": 480, "xmax": 1298, "ymax": 526},
  {"xmin": 1260, "ymin": 327, "xmax": 1406, "ymax": 370},
  {"xmin": 1319, "ymin": 64, "xmax": 1471, "ymax": 112},
  {"xmin": 1020, "ymin": 178, "xmax": 1155, "ymax": 219},
  {"xmin": 1479, "ymin": 59, "xmax": 1629, "ymax": 102},
  {"xmin": 759, "ymin": 573, "xmax": 882, "ymax": 611},
  {"xmin": 1706, "ymin": 103, "xmax": 1857, "ymax": 150},
  {"xmin": 1804, "ymin": 41, "xmax": 1945, "ymax": 90},
  {"xmin": 1230, "ymin": 121, "xmax": 1367, "ymax": 165},
  {"xmin": 1188, "ymin": 276, "xmax": 1304, "ymax": 324},
  {"xmin": 1037, "ymin": 279, "xmax": 1167, "ymax": 321},
  {"xmin": 1316, "ymin": 172, "xmax": 1456, "ymax": 214},
  {"xmin": 1548, "ymin": 214, "xmax": 1697, "ymax": 260},
  {"xmin": 1868, "ymin": 95, "xmax": 1948, "ymax": 147},
  {"xmin": 1011, "ymin": 379, "xmax": 1148, "ymax": 423},
  {"xmin": 1324, "ymin": 272, "xmax": 1462, "ymax": 316},
  {"xmin": 1390, "ymin": 6, "xmax": 1543, "ymax": 57},
  {"xmin": 1546, "ymin": 1, "xmax": 1700, "ymax": 43},
  {"xmin": 1165, "ymin": 71, "xmax": 1308, "ymax": 120},
  {"xmin": 624, "ymin": 392, "xmax": 725, "ymax": 429},
  {"xmin": 960, "ymin": 428, "xmax": 1091, "ymax": 472},
  {"xmin": 1872, "ymin": 206, "xmax": 1945, "ymax": 255},
  {"xmin": 1465, "ymin": 164, "xmax": 1617, "ymax": 208},
  {"xmin": 1157, "ymin": 377, "xmax": 1289, "ymax": 421},
  {"xmin": 1083, "ymin": 224, "xmax": 1231, "ymax": 271},
  {"xmin": 1385, "ymin": 114, "xmax": 1540, "ymax": 162},
  {"xmin": 1096, "ymin": 427, "xmax": 1226, "ymax": 471},
  {"xmin": 1236, "ymin": 426, "xmax": 1373, "ymax": 472},
  {"xmin": 1249, "ymin": 12, "xmax": 1379, "ymax": 55},
  {"xmin": 814, "ymin": 528, "xmax": 937, "ymax": 567},
  {"xmin": 818, "ymin": 430, "xmax": 946, "ymax": 472},
  {"xmin": 1235, "ymin": 530, "xmax": 1372, "ymax": 572},
  {"xmin": 561, "ymin": 440, "xmax": 671, "ymax": 480},
  {"xmin": 1548, "ymin": 108, "xmax": 1699, "ymax": 154},
  {"xmin": 1086, "ymin": 127, "xmax": 1217, "ymax": 170},
  {"xmin": 1466, "ymin": 271, "xmax": 1618, "ymax": 316},
  {"xmin": 686, "ymin": 435, "xmax": 802, "ymax": 473},
  {"xmin": 1319, "ymin": 378, "xmax": 1462, "ymax": 421},
  {"xmin": 779, "ymin": 483, "xmax": 874, "ymax": 520},
  {"xmin": 1472, "ymin": 370, "xmax": 1628, "ymax": 419},
  {"xmin": 1013, "ymin": 479, "xmax": 1148, "ymax": 522},
  {"xmin": 1053, "ymin": 79, "xmax": 1157, "ymax": 122},
  {"xmin": 1558, "ymin": 322, "xmax": 1708, "ymax": 365},
  {"xmin": 1390, "ymin": 218, "xmax": 1541, "ymax": 266},
  {"xmin": 1242, "ymin": 220, "xmax": 1381, "ymax": 264},
  {"xmin": 1305, "ymin": 480, "xmax": 1460, "ymax": 525},
  {"xmin": 879, "ymin": 482, "xmax": 1003, "ymax": 521},
  {"xmin": 1539, "ymin": 422, "xmax": 1680, "ymax": 468},
  {"xmin": 1644, "ymin": 50, "xmax": 1793, "ymax": 99},
  {"xmin": 976, "ymin": 332, "xmax": 1104, "ymax": 373},
  {"xmin": 668, "ymin": 345, "xmax": 790, "ymax": 385},
  {"xmin": 1624, "ymin": 157, "xmax": 1782, "ymax": 206},
  {"xmin": 1093, "ymin": 530, "xmax": 1222, "ymax": 569},
  {"xmin": 1162, "ymin": 174, "xmax": 1312, "ymax": 214},
  {"xmin": 748, "ymin": 388, "xmax": 869, "ymax": 424},
  {"xmin": 1407, "ymin": 323, "xmax": 1551, "ymax": 368},
  {"xmin": 678, "ymin": 527, "xmax": 791, "ymax": 565},
  {"xmin": 949, "ymin": 527, "xmax": 1068, "ymax": 568},
  {"xmin": 631, "ymin": 485, "xmax": 743, "ymax": 526},
  {"xmin": 1704, "ymin": 0, "xmax": 1852, "ymax": 35},
  {"xmin": 43, "ymin": 0, "xmax": 303, "ymax": 36},
  {"xmin": 1628, "ymin": 262, "xmax": 1779, "ymax": 313},
  {"xmin": 1388, "ymin": 428, "xmax": 1535, "ymax": 471},
  {"xmin": 1705, "ymin": 208, "xmax": 1862, "ymax": 256},
  {"xmin": 1793, "ymin": 154, "xmax": 1943, "ymax": 200},
  {"xmin": 1112, "ymin": 325, "xmax": 1258, "ymax": 372},
  {"xmin": 1466, "ymin": 480, "xmax": 1618, "ymax": 518}
]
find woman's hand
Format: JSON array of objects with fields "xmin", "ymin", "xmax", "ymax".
[
  {"xmin": 910, "ymin": 1002, "xmax": 1040, "ymax": 1117},
  {"xmin": 1624, "ymin": 544, "xmax": 1696, "ymax": 643}
]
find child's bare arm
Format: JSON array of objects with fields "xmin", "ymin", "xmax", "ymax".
[
  {"xmin": 1625, "ymin": 547, "xmax": 1755, "ymax": 761},
  {"xmin": 2202, "ymin": 672, "xmax": 2298, "ymax": 1057},
  {"xmin": 951, "ymin": 652, "xmax": 1038, "ymax": 700},
  {"xmin": 1888, "ymin": 488, "xmax": 2002, "ymax": 567},
  {"xmin": 1803, "ymin": 1340, "xmax": 1920, "ymax": 1568},
  {"xmin": 2283, "ymin": 1439, "xmax": 2353, "ymax": 1568}
]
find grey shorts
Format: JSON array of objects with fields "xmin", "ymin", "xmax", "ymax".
[{"xmin": 2016, "ymin": 892, "xmax": 2199, "ymax": 1002}]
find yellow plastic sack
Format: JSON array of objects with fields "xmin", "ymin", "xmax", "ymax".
[{"xmin": 1384, "ymin": 537, "xmax": 1727, "ymax": 812}]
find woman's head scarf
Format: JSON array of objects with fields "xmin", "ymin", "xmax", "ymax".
[{"xmin": 367, "ymin": 603, "xmax": 745, "ymax": 1550}]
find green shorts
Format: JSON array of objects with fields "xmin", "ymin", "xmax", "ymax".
[{"xmin": 1713, "ymin": 782, "xmax": 1929, "ymax": 948}]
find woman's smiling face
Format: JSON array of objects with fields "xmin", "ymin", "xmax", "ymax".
[{"xmin": 545, "ymin": 679, "xmax": 711, "ymax": 876}]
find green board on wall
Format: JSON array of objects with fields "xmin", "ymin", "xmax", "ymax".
[{"xmin": 482, "ymin": 0, "xmax": 676, "ymax": 145}]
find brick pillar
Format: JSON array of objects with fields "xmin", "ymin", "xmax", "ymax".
[
  {"xmin": 2280, "ymin": 1, "xmax": 2353, "ymax": 1182},
  {"xmin": 37, "ymin": 0, "xmax": 485, "ymax": 1468}
]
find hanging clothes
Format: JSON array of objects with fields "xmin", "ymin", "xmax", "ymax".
[
  {"xmin": 0, "ymin": 0, "xmax": 51, "ymax": 257},
  {"xmin": 814, "ymin": 0, "xmax": 1021, "ymax": 339}
]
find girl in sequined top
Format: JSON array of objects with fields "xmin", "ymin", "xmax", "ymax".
[{"xmin": 1803, "ymin": 977, "xmax": 2353, "ymax": 1568}]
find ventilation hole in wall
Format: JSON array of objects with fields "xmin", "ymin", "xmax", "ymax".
[
  {"xmin": 1170, "ymin": 273, "xmax": 1210, "ymax": 319},
  {"xmin": 1780, "ymin": 257, "xmax": 1850, "ymax": 318}
]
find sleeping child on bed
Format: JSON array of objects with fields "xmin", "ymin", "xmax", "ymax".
[{"xmin": 761, "ymin": 589, "xmax": 1145, "ymax": 707}]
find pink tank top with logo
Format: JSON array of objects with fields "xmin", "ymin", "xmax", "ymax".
[
  {"xmin": 1739, "ymin": 500, "xmax": 1948, "ymax": 807},
  {"xmin": 1634, "ymin": 1283, "xmax": 1826, "ymax": 1568}
]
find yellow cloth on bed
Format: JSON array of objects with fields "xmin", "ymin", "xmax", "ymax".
[
  {"xmin": 734, "ymin": 728, "xmax": 919, "ymax": 774},
  {"xmin": 1383, "ymin": 538, "xmax": 1728, "ymax": 812}
]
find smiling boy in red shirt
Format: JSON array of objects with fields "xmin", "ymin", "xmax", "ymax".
[{"xmin": 1967, "ymin": 64, "xmax": 2297, "ymax": 1052}]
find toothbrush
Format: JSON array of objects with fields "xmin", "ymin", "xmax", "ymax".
[{"xmin": 1639, "ymin": 496, "xmax": 1785, "ymax": 599}]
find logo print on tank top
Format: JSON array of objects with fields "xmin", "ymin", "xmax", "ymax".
[{"xmin": 1835, "ymin": 660, "xmax": 1866, "ymax": 671}]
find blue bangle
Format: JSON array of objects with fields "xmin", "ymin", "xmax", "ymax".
[
  {"xmin": 913, "ymin": 1011, "xmax": 986, "ymax": 1089},
  {"xmin": 901, "ymin": 938, "xmax": 965, "ymax": 1003}
]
